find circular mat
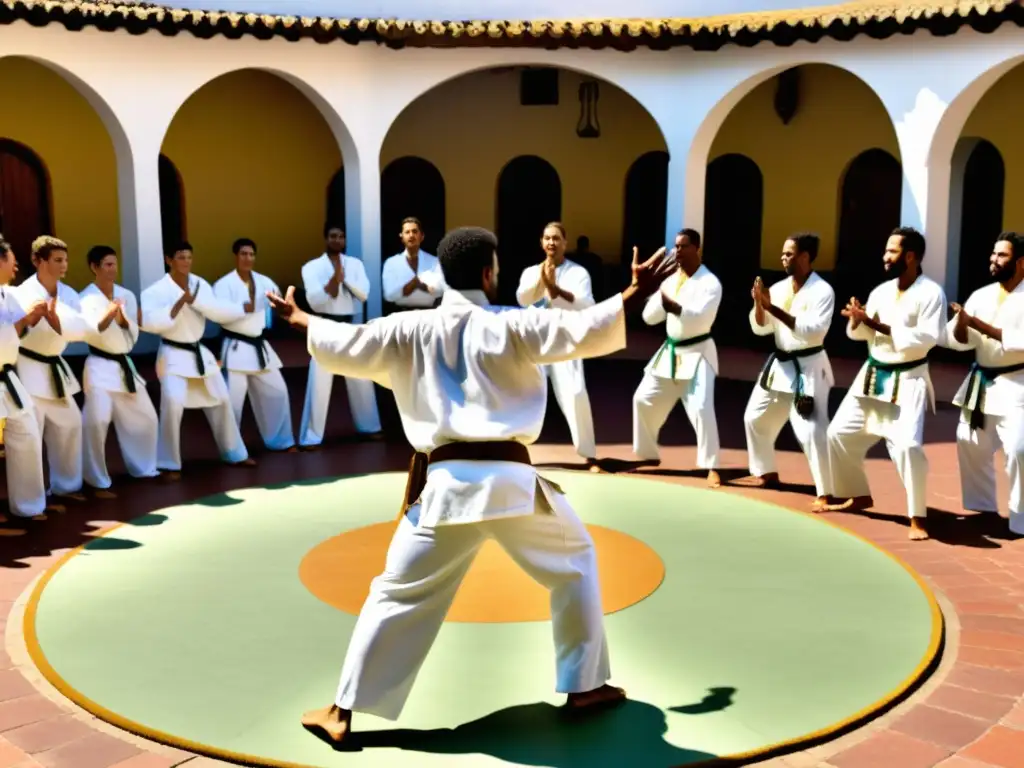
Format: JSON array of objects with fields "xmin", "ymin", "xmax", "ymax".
[{"xmin": 25, "ymin": 471, "xmax": 942, "ymax": 768}]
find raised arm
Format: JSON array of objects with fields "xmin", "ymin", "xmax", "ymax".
[
  {"xmin": 516, "ymin": 265, "xmax": 546, "ymax": 308},
  {"xmin": 512, "ymin": 295, "xmax": 626, "ymax": 365},
  {"xmin": 191, "ymin": 278, "xmax": 247, "ymax": 325},
  {"xmin": 642, "ymin": 290, "xmax": 667, "ymax": 326},
  {"xmin": 890, "ymin": 285, "xmax": 945, "ymax": 355},
  {"xmin": 302, "ymin": 261, "xmax": 333, "ymax": 313},
  {"xmin": 343, "ymin": 258, "xmax": 370, "ymax": 304},
  {"xmin": 141, "ymin": 284, "xmax": 183, "ymax": 334},
  {"xmin": 792, "ymin": 284, "xmax": 835, "ymax": 339}
]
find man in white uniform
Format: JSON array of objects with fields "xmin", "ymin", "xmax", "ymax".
[
  {"xmin": 945, "ymin": 231, "xmax": 1024, "ymax": 537},
  {"xmin": 632, "ymin": 229, "xmax": 723, "ymax": 487},
  {"xmin": 825, "ymin": 227, "xmax": 946, "ymax": 541},
  {"xmin": 141, "ymin": 241, "xmax": 254, "ymax": 479},
  {"xmin": 516, "ymin": 222, "xmax": 599, "ymax": 468},
  {"xmin": 0, "ymin": 234, "xmax": 48, "ymax": 524},
  {"xmin": 79, "ymin": 245, "xmax": 160, "ymax": 496},
  {"xmin": 214, "ymin": 238, "xmax": 295, "ymax": 452},
  {"xmin": 741, "ymin": 233, "xmax": 835, "ymax": 509},
  {"xmin": 14, "ymin": 236, "xmax": 88, "ymax": 508},
  {"xmin": 298, "ymin": 224, "xmax": 382, "ymax": 447},
  {"xmin": 269, "ymin": 227, "xmax": 675, "ymax": 746},
  {"xmin": 381, "ymin": 217, "xmax": 446, "ymax": 311}
]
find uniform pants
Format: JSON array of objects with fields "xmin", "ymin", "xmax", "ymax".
[
  {"xmin": 2, "ymin": 388, "xmax": 46, "ymax": 517},
  {"xmin": 826, "ymin": 385, "xmax": 928, "ymax": 518},
  {"xmin": 744, "ymin": 384, "xmax": 832, "ymax": 497},
  {"xmin": 956, "ymin": 411, "xmax": 1024, "ymax": 535},
  {"xmin": 632, "ymin": 361, "xmax": 720, "ymax": 468},
  {"xmin": 32, "ymin": 396, "xmax": 82, "ymax": 496},
  {"xmin": 226, "ymin": 369, "xmax": 295, "ymax": 451},
  {"xmin": 299, "ymin": 358, "xmax": 381, "ymax": 446},
  {"xmin": 544, "ymin": 359, "xmax": 596, "ymax": 459},
  {"xmin": 334, "ymin": 489, "xmax": 610, "ymax": 720},
  {"xmin": 157, "ymin": 375, "xmax": 249, "ymax": 471},
  {"xmin": 83, "ymin": 387, "xmax": 160, "ymax": 489}
]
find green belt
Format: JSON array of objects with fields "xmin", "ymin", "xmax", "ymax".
[
  {"xmin": 962, "ymin": 360, "xmax": 1024, "ymax": 431},
  {"xmin": 654, "ymin": 332, "xmax": 712, "ymax": 379},
  {"xmin": 863, "ymin": 355, "xmax": 928, "ymax": 403}
]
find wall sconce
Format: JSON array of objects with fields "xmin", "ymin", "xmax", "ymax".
[{"xmin": 577, "ymin": 81, "xmax": 600, "ymax": 138}]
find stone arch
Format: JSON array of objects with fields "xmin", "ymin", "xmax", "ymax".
[
  {"xmin": 622, "ymin": 150, "xmax": 669, "ymax": 266},
  {"xmin": 380, "ymin": 156, "xmax": 446, "ymax": 259},
  {"xmin": 158, "ymin": 153, "xmax": 186, "ymax": 253},
  {"xmin": 0, "ymin": 138, "xmax": 52, "ymax": 276},
  {"xmin": 953, "ymin": 139, "xmax": 1005, "ymax": 303}
]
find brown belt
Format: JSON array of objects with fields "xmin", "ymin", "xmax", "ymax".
[{"xmin": 399, "ymin": 440, "xmax": 533, "ymax": 519}]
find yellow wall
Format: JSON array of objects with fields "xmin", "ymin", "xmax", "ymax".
[
  {"xmin": 710, "ymin": 64, "xmax": 900, "ymax": 271},
  {"xmin": 0, "ymin": 57, "xmax": 120, "ymax": 288},
  {"xmin": 382, "ymin": 68, "xmax": 666, "ymax": 262},
  {"xmin": 161, "ymin": 70, "xmax": 341, "ymax": 288},
  {"xmin": 961, "ymin": 64, "xmax": 1024, "ymax": 230}
]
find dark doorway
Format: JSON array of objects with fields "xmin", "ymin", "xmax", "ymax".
[
  {"xmin": 957, "ymin": 139, "xmax": 1004, "ymax": 303},
  {"xmin": 325, "ymin": 167, "xmax": 346, "ymax": 231},
  {"xmin": 833, "ymin": 148, "xmax": 901, "ymax": 353},
  {"xmin": 381, "ymin": 156, "xmax": 446, "ymax": 260},
  {"xmin": 702, "ymin": 153, "xmax": 764, "ymax": 347},
  {"xmin": 158, "ymin": 154, "xmax": 186, "ymax": 254},
  {"xmin": 495, "ymin": 155, "xmax": 561, "ymax": 306},
  {"xmin": 0, "ymin": 139, "xmax": 51, "ymax": 276},
  {"xmin": 622, "ymin": 150, "xmax": 669, "ymax": 264}
]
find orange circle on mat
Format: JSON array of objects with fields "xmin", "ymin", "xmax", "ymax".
[{"xmin": 299, "ymin": 522, "xmax": 665, "ymax": 623}]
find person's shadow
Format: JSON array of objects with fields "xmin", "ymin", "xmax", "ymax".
[{"xmin": 315, "ymin": 694, "xmax": 734, "ymax": 767}]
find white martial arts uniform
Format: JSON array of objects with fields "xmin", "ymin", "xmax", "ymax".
[
  {"xmin": 310, "ymin": 288, "xmax": 627, "ymax": 720},
  {"xmin": 140, "ymin": 274, "xmax": 249, "ymax": 471},
  {"xmin": 826, "ymin": 273, "xmax": 946, "ymax": 518},
  {"xmin": 0, "ymin": 287, "xmax": 46, "ymax": 517},
  {"xmin": 13, "ymin": 275, "xmax": 87, "ymax": 497},
  {"xmin": 944, "ymin": 279, "xmax": 1024, "ymax": 536},
  {"xmin": 744, "ymin": 272, "xmax": 835, "ymax": 496},
  {"xmin": 633, "ymin": 265, "xmax": 722, "ymax": 467},
  {"xmin": 298, "ymin": 253, "xmax": 382, "ymax": 445},
  {"xmin": 79, "ymin": 283, "xmax": 159, "ymax": 489},
  {"xmin": 213, "ymin": 270, "xmax": 294, "ymax": 451},
  {"xmin": 516, "ymin": 259, "xmax": 597, "ymax": 459},
  {"xmin": 382, "ymin": 250, "xmax": 446, "ymax": 309}
]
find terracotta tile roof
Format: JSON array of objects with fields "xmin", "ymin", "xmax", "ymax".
[{"xmin": 0, "ymin": 0, "xmax": 1020, "ymax": 49}]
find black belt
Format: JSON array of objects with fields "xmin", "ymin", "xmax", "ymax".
[
  {"xmin": 161, "ymin": 338, "xmax": 205, "ymax": 376},
  {"xmin": 963, "ymin": 360, "xmax": 1024, "ymax": 430},
  {"xmin": 221, "ymin": 329, "xmax": 268, "ymax": 371},
  {"xmin": 758, "ymin": 345, "xmax": 824, "ymax": 393},
  {"xmin": 0, "ymin": 363, "xmax": 23, "ymax": 409},
  {"xmin": 18, "ymin": 347, "xmax": 72, "ymax": 399},
  {"xmin": 87, "ymin": 346, "xmax": 138, "ymax": 394},
  {"xmin": 863, "ymin": 355, "xmax": 929, "ymax": 403},
  {"xmin": 317, "ymin": 313, "xmax": 353, "ymax": 322}
]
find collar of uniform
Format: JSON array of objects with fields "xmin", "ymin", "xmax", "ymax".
[{"xmin": 441, "ymin": 289, "xmax": 490, "ymax": 308}]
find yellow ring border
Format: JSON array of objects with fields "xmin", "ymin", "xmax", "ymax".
[{"xmin": 22, "ymin": 472, "xmax": 946, "ymax": 768}]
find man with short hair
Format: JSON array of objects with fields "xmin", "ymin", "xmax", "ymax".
[
  {"xmin": 268, "ymin": 226, "xmax": 675, "ymax": 746},
  {"xmin": 298, "ymin": 224, "xmax": 382, "ymax": 447},
  {"xmin": 0, "ymin": 234, "xmax": 48, "ymax": 524},
  {"xmin": 741, "ymin": 233, "xmax": 835, "ymax": 509},
  {"xmin": 140, "ymin": 241, "xmax": 254, "ymax": 478},
  {"xmin": 14, "ymin": 236, "xmax": 89, "ymax": 507},
  {"xmin": 381, "ymin": 217, "xmax": 446, "ymax": 311},
  {"xmin": 79, "ymin": 245, "xmax": 160, "ymax": 495},
  {"xmin": 632, "ymin": 228, "xmax": 723, "ymax": 487},
  {"xmin": 825, "ymin": 227, "xmax": 946, "ymax": 541},
  {"xmin": 214, "ymin": 238, "xmax": 295, "ymax": 452},
  {"xmin": 946, "ymin": 231, "xmax": 1024, "ymax": 537}
]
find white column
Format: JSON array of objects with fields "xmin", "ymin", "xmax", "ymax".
[
  {"xmin": 665, "ymin": 126, "xmax": 699, "ymax": 250},
  {"xmin": 345, "ymin": 135, "xmax": 384, "ymax": 321},
  {"xmin": 116, "ymin": 133, "xmax": 166, "ymax": 298}
]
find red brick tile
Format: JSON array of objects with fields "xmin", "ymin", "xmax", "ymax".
[
  {"xmin": 1005, "ymin": 702, "xmax": 1024, "ymax": 730},
  {"xmin": 0, "ymin": 696, "xmax": 67, "ymax": 733},
  {"xmin": 109, "ymin": 754, "xmax": 183, "ymax": 768},
  {"xmin": 963, "ymin": 725, "xmax": 1024, "ymax": 767},
  {"xmin": 936, "ymin": 758, "xmax": 1009, "ymax": 767},
  {"xmin": 958, "ymin": 646, "xmax": 1024, "ymax": 670},
  {"xmin": 0, "ymin": 674, "xmax": 34, "ymax": 705},
  {"xmin": 946, "ymin": 587, "xmax": 1015, "ymax": 603},
  {"xmin": 932, "ymin": 574, "xmax": 994, "ymax": 590},
  {"xmin": 956, "ymin": 601, "xmax": 1024, "ymax": 618},
  {"xmin": 4, "ymin": 717, "xmax": 97, "ymax": 754},
  {"xmin": 828, "ymin": 730, "xmax": 953, "ymax": 768},
  {"xmin": 34, "ymin": 733, "xmax": 140, "ymax": 768},
  {"xmin": 960, "ymin": 614, "xmax": 1024, "ymax": 637},
  {"xmin": 925, "ymin": 684, "xmax": 1018, "ymax": 721},
  {"xmin": 0, "ymin": 737, "xmax": 29, "ymax": 768},
  {"xmin": 947, "ymin": 664, "xmax": 1024, "ymax": 697},
  {"xmin": 891, "ymin": 704, "xmax": 994, "ymax": 749},
  {"xmin": 962, "ymin": 630, "xmax": 1024, "ymax": 652},
  {"xmin": 982, "ymin": 573, "xmax": 1024, "ymax": 587}
]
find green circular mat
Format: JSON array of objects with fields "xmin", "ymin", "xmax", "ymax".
[{"xmin": 26, "ymin": 471, "xmax": 941, "ymax": 768}]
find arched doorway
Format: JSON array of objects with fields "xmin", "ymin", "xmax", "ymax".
[
  {"xmin": 622, "ymin": 150, "xmax": 669, "ymax": 264},
  {"xmin": 0, "ymin": 139, "xmax": 51, "ymax": 276},
  {"xmin": 495, "ymin": 155, "xmax": 561, "ymax": 306},
  {"xmin": 158, "ymin": 153, "xmax": 186, "ymax": 253},
  {"xmin": 833, "ymin": 148, "xmax": 901, "ymax": 351},
  {"xmin": 381, "ymin": 156, "xmax": 445, "ymax": 259},
  {"xmin": 703, "ymin": 153, "xmax": 763, "ymax": 346},
  {"xmin": 325, "ymin": 167, "xmax": 345, "ymax": 231},
  {"xmin": 957, "ymin": 139, "xmax": 1004, "ymax": 302}
]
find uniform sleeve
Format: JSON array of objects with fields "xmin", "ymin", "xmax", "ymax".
[
  {"xmin": 191, "ymin": 278, "xmax": 247, "ymax": 325},
  {"xmin": 564, "ymin": 266, "xmax": 595, "ymax": 310},
  {"xmin": 793, "ymin": 282, "xmax": 835, "ymax": 339},
  {"xmin": 141, "ymin": 283, "xmax": 180, "ymax": 334},
  {"xmin": 55, "ymin": 291, "xmax": 89, "ymax": 343},
  {"xmin": 516, "ymin": 265, "xmax": 546, "ymax": 308},
  {"xmin": 944, "ymin": 291, "xmax": 979, "ymax": 351},
  {"xmin": 343, "ymin": 258, "xmax": 370, "ymax": 303},
  {"xmin": 890, "ymin": 284, "xmax": 945, "ymax": 355},
  {"xmin": 306, "ymin": 314, "xmax": 405, "ymax": 388},
  {"xmin": 381, "ymin": 257, "xmax": 405, "ymax": 303},
  {"xmin": 847, "ymin": 288, "xmax": 877, "ymax": 342},
  {"xmin": 642, "ymin": 290, "xmax": 667, "ymax": 326},
  {"xmin": 510, "ymin": 294, "xmax": 626, "ymax": 365},
  {"xmin": 303, "ymin": 261, "xmax": 332, "ymax": 313}
]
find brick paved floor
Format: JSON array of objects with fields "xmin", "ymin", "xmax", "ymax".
[{"xmin": 1, "ymin": 345, "xmax": 1022, "ymax": 768}]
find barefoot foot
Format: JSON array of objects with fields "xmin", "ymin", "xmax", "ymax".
[
  {"xmin": 909, "ymin": 518, "xmax": 930, "ymax": 541},
  {"xmin": 301, "ymin": 705, "xmax": 352, "ymax": 745},
  {"xmin": 586, "ymin": 458, "xmax": 605, "ymax": 474},
  {"xmin": 810, "ymin": 496, "xmax": 829, "ymax": 512},
  {"xmin": 94, "ymin": 489, "xmax": 117, "ymax": 500},
  {"xmin": 823, "ymin": 495, "xmax": 873, "ymax": 513},
  {"xmin": 732, "ymin": 472, "xmax": 780, "ymax": 489},
  {"xmin": 707, "ymin": 470, "xmax": 721, "ymax": 489},
  {"xmin": 566, "ymin": 684, "xmax": 627, "ymax": 713}
]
